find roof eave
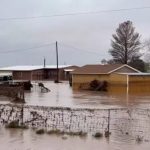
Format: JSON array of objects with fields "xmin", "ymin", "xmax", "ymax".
[
  {"xmin": 72, "ymin": 73, "xmax": 108, "ymax": 75},
  {"xmin": 108, "ymin": 64, "xmax": 141, "ymax": 74}
]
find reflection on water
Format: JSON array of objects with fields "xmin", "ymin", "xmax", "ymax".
[
  {"xmin": 23, "ymin": 81, "xmax": 150, "ymax": 109},
  {"xmin": 0, "ymin": 127, "xmax": 150, "ymax": 150},
  {"xmin": 1, "ymin": 81, "xmax": 150, "ymax": 150}
]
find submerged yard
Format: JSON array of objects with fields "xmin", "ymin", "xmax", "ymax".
[
  {"xmin": 0, "ymin": 81, "xmax": 150, "ymax": 150},
  {"xmin": 19, "ymin": 81, "xmax": 150, "ymax": 109}
]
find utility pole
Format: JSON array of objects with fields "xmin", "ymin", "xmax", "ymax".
[
  {"xmin": 44, "ymin": 57, "xmax": 46, "ymax": 68},
  {"xmin": 55, "ymin": 41, "xmax": 59, "ymax": 83},
  {"xmin": 43, "ymin": 57, "xmax": 46, "ymax": 80}
]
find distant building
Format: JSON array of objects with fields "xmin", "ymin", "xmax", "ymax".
[
  {"xmin": 63, "ymin": 65, "xmax": 79, "ymax": 80},
  {"xmin": 0, "ymin": 65, "xmax": 78, "ymax": 81},
  {"xmin": 71, "ymin": 64, "xmax": 150, "ymax": 93},
  {"xmin": 0, "ymin": 72, "xmax": 12, "ymax": 81}
]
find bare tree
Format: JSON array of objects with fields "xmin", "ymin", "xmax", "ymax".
[
  {"xmin": 144, "ymin": 39, "xmax": 150, "ymax": 51},
  {"xmin": 128, "ymin": 56, "xmax": 146, "ymax": 72},
  {"xmin": 142, "ymin": 39, "xmax": 150, "ymax": 63},
  {"xmin": 101, "ymin": 59, "xmax": 107, "ymax": 65},
  {"xmin": 109, "ymin": 21, "xmax": 141, "ymax": 64}
]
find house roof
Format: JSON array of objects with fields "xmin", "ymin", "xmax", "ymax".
[
  {"xmin": 72, "ymin": 64, "xmax": 140, "ymax": 74},
  {"xmin": 118, "ymin": 73, "xmax": 150, "ymax": 76},
  {"xmin": 64, "ymin": 65, "xmax": 79, "ymax": 72},
  {"xmin": 0, "ymin": 65, "xmax": 71, "ymax": 71}
]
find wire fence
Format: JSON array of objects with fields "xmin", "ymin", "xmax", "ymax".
[{"xmin": 0, "ymin": 104, "xmax": 150, "ymax": 140}]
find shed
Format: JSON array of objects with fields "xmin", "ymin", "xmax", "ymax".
[{"xmin": 110, "ymin": 73, "xmax": 150, "ymax": 93}]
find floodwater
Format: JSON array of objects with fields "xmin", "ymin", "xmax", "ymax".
[
  {"xmin": 1, "ymin": 81, "xmax": 150, "ymax": 150},
  {"xmin": 24, "ymin": 81, "xmax": 150, "ymax": 109},
  {"xmin": 0, "ymin": 127, "xmax": 150, "ymax": 150}
]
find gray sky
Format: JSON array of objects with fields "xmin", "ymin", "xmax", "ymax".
[{"xmin": 0, "ymin": 0, "xmax": 150, "ymax": 66}]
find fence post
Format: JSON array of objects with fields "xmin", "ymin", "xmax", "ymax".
[
  {"xmin": 105, "ymin": 109, "xmax": 110, "ymax": 137},
  {"xmin": 20, "ymin": 105, "xmax": 24, "ymax": 126},
  {"xmin": 108, "ymin": 109, "xmax": 110, "ymax": 133}
]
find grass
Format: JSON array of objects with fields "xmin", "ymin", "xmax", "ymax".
[
  {"xmin": 36, "ymin": 129, "xmax": 45, "ymax": 134},
  {"xmin": 47, "ymin": 129, "xmax": 62, "ymax": 135},
  {"xmin": 105, "ymin": 131, "xmax": 111, "ymax": 137},
  {"xmin": 67, "ymin": 131, "xmax": 87, "ymax": 137},
  {"xmin": 93, "ymin": 132, "xmax": 103, "ymax": 138},
  {"xmin": 136, "ymin": 135, "xmax": 143, "ymax": 143},
  {"xmin": 5, "ymin": 120, "xmax": 28, "ymax": 129},
  {"xmin": 47, "ymin": 129, "xmax": 87, "ymax": 137}
]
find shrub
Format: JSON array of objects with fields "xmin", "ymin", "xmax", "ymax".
[
  {"xmin": 36, "ymin": 129, "xmax": 45, "ymax": 134},
  {"xmin": 93, "ymin": 132, "xmax": 103, "ymax": 138},
  {"xmin": 90, "ymin": 80, "xmax": 100, "ymax": 89},
  {"xmin": 5, "ymin": 120, "xmax": 28, "ymax": 129}
]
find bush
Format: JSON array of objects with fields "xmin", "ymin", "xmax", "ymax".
[
  {"xmin": 90, "ymin": 80, "xmax": 108, "ymax": 91},
  {"xmin": 5, "ymin": 120, "xmax": 28, "ymax": 129},
  {"xmin": 36, "ymin": 129, "xmax": 45, "ymax": 134},
  {"xmin": 47, "ymin": 129, "xmax": 62, "ymax": 135},
  {"xmin": 93, "ymin": 132, "xmax": 103, "ymax": 138},
  {"xmin": 90, "ymin": 80, "xmax": 100, "ymax": 89},
  {"xmin": 5, "ymin": 120, "xmax": 19, "ymax": 128}
]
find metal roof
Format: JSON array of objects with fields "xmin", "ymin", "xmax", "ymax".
[
  {"xmin": 64, "ymin": 69, "xmax": 75, "ymax": 72},
  {"xmin": 0, "ymin": 72, "xmax": 12, "ymax": 77},
  {"xmin": 0, "ymin": 65, "xmax": 71, "ymax": 71}
]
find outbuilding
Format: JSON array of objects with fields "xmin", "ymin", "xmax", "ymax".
[{"xmin": 110, "ymin": 73, "xmax": 150, "ymax": 93}]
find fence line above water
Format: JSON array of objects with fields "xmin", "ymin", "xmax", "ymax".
[{"xmin": 0, "ymin": 104, "xmax": 150, "ymax": 140}]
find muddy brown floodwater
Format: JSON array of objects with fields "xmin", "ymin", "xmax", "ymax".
[
  {"xmin": 0, "ymin": 81, "xmax": 150, "ymax": 150},
  {"xmin": 0, "ymin": 127, "xmax": 150, "ymax": 150},
  {"xmin": 25, "ymin": 81, "xmax": 150, "ymax": 109}
]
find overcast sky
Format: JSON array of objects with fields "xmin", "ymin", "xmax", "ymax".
[{"xmin": 0, "ymin": 0, "xmax": 150, "ymax": 67}]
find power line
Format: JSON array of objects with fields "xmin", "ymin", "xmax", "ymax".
[
  {"xmin": 0, "ymin": 42, "xmax": 55, "ymax": 54},
  {"xmin": 0, "ymin": 41, "xmax": 107, "ymax": 57},
  {"xmin": 59, "ymin": 42, "xmax": 107, "ymax": 56},
  {"xmin": 0, "ymin": 6, "xmax": 150, "ymax": 21}
]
